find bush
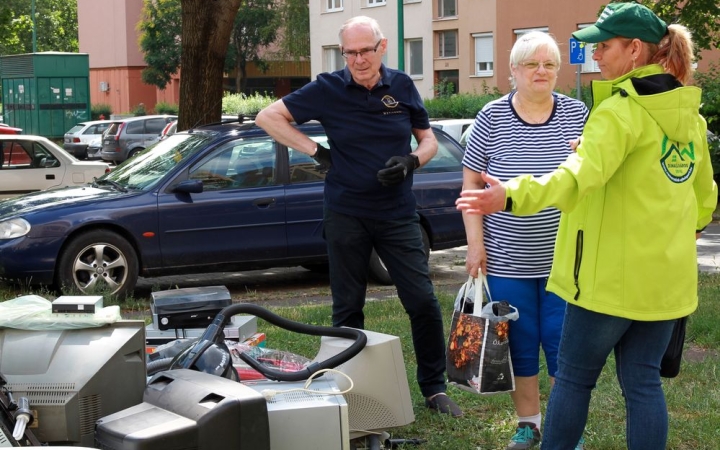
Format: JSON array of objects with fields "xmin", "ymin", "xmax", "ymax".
[
  {"xmin": 424, "ymin": 92, "xmax": 503, "ymax": 119},
  {"xmin": 695, "ymin": 63, "xmax": 720, "ymax": 136},
  {"xmin": 131, "ymin": 103, "xmax": 147, "ymax": 117},
  {"xmin": 155, "ymin": 101, "xmax": 179, "ymax": 115},
  {"xmin": 91, "ymin": 103, "xmax": 113, "ymax": 120},
  {"xmin": 563, "ymin": 84, "xmax": 594, "ymax": 110},
  {"xmin": 222, "ymin": 92, "xmax": 276, "ymax": 118}
]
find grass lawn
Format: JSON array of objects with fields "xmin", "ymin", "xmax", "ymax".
[
  {"xmin": 260, "ymin": 273, "xmax": 720, "ymax": 449},
  {"xmin": 1, "ymin": 272, "xmax": 718, "ymax": 449}
]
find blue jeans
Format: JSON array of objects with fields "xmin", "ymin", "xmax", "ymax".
[
  {"xmin": 324, "ymin": 209, "xmax": 446, "ymax": 398},
  {"xmin": 542, "ymin": 303, "xmax": 676, "ymax": 450}
]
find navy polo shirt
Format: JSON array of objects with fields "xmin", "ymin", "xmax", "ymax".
[{"xmin": 282, "ymin": 64, "xmax": 430, "ymax": 220}]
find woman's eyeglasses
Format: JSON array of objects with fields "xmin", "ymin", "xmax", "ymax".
[
  {"xmin": 519, "ymin": 61, "xmax": 559, "ymax": 71},
  {"xmin": 342, "ymin": 40, "xmax": 382, "ymax": 60}
]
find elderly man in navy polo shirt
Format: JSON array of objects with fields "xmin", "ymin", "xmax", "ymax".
[{"xmin": 255, "ymin": 15, "xmax": 461, "ymax": 417}]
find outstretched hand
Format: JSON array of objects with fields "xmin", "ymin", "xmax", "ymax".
[{"xmin": 455, "ymin": 172, "xmax": 507, "ymax": 215}]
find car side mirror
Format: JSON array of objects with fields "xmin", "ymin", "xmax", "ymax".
[{"xmin": 173, "ymin": 179, "xmax": 203, "ymax": 194}]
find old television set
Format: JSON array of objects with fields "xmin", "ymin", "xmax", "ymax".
[
  {"xmin": 0, "ymin": 321, "xmax": 146, "ymax": 447},
  {"xmin": 312, "ymin": 328, "xmax": 415, "ymax": 438}
]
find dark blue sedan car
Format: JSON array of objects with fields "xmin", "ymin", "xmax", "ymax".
[{"xmin": 0, "ymin": 120, "xmax": 467, "ymax": 298}]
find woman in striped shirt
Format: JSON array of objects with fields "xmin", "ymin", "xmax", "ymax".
[{"xmin": 461, "ymin": 31, "xmax": 588, "ymax": 450}]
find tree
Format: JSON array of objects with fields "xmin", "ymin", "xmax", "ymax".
[
  {"xmin": 178, "ymin": 0, "xmax": 242, "ymax": 129},
  {"xmin": 225, "ymin": 0, "xmax": 280, "ymax": 94},
  {"xmin": 631, "ymin": 0, "xmax": 720, "ymax": 53},
  {"xmin": 0, "ymin": 0, "xmax": 78, "ymax": 55},
  {"xmin": 274, "ymin": 0, "xmax": 310, "ymax": 61},
  {"xmin": 138, "ymin": 0, "xmax": 181, "ymax": 90}
]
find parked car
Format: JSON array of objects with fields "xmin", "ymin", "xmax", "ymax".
[
  {"xmin": 429, "ymin": 119, "xmax": 475, "ymax": 144},
  {"xmin": 458, "ymin": 122, "xmax": 474, "ymax": 149},
  {"xmin": 63, "ymin": 120, "xmax": 113, "ymax": 159},
  {"xmin": 100, "ymin": 115, "xmax": 177, "ymax": 163},
  {"xmin": 0, "ymin": 123, "xmax": 22, "ymax": 134},
  {"xmin": 0, "ymin": 121, "xmax": 467, "ymax": 298},
  {"xmin": 0, "ymin": 135, "xmax": 111, "ymax": 199},
  {"xmin": 159, "ymin": 120, "xmax": 178, "ymax": 140},
  {"xmin": 86, "ymin": 137, "xmax": 103, "ymax": 159}
]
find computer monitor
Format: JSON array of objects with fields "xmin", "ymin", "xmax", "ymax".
[
  {"xmin": 313, "ymin": 328, "xmax": 415, "ymax": 439},
  {"xmin": 0, "ymin": 321, "xmax": 146, "ymax": 447}
]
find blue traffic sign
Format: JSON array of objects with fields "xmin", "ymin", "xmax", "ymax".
[{"xmin": 569, "ymin": 37, "xmax": 585, "ymax": 65}]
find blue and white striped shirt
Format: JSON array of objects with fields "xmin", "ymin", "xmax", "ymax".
[{"xmin": 463, "ymin": 92, "xmax": 588, "ymax": 277}]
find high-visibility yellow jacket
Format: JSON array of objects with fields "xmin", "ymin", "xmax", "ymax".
[{"xmin": 505, "ymin": 64, "xmax": 717, "ymax": 321}]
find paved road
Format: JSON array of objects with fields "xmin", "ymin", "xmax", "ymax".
[{"xmin": 135, "ymin": 222, "xmax": 720, "ymax": 305}]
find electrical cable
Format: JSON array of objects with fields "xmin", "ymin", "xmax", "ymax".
[{"xmin": 259, "ymin": 368, "xmax": 354, "ymax": 401}]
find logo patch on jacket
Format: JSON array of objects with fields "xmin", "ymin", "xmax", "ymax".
[{"xmin": 660, "ymin": 136, "xmax": 695, "ymax": 183}]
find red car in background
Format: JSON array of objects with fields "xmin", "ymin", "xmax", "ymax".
[{"xmin": 0, "ymin": 124, "xmax": 22, "ymax": 134}]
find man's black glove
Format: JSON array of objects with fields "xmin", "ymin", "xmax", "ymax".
[
  {"xmin": 312, "ymin": 143, "xmax": 332, "ymax": 169},
  {"xmin": 377, "ymin": 154, "xmax": 419, "ymax": 186}
]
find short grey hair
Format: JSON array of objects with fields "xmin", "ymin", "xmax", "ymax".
[
  {"xmin": 338, "ymin": 16, "xmax": 385, "ymax": 46},
  {"xmin": 508, "ymin": 31, "xmax": 562, "ymax": 88}
]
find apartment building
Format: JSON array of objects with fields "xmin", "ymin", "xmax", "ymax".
[
  {"xmin": 76, "ymin": 0, "xmax": 717, "ymax": 112},
  {"xmin": 312, "ymin": 0, "xmax": 718, "ymax": 99}
]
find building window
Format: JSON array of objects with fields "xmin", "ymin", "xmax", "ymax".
[
  {"xmin": 323, "ymin": 46, "xmax": 344, "ymax": 72},
  {"xmin": 406, "ymin": 39, "xmax": 423, "ymax": 77},
  {"xmin": 514, "ymin": 27, "xmax": 549, "ymax": 39},
  {"xmin": 435, "ymin": 70, "xmax": 459, "ymax": 95},
  {"xmin": 473, "ymin": 33, "xmax": 493, "ymax": 76},
  {"xmin": 577, "ymin": 24, "xmax": 601, "ymax": 73},
  {"xmin": 438, "ymin": 30, "xmax": 457, "ymax": 58},
  {"xmin": 326, "ymin": 0, "xmax": 343, "ymax": 12},
  {"xmin": 367, "ymin": 0, "xmax": 386, "ymax": 6},
  {"xmin": 438, "ymin": 0, "xmax": 456, "ymax": 18}
]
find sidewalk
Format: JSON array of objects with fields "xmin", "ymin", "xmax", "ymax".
[{"xmin": 697, "ymin": 221, "xmax": 720, "ymax": 273}]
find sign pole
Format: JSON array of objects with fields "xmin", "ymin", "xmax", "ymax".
[
  {"xmin": 577, "ymin": 66, "xmax": 582, "ymax": 101},
  {"xmin": 569, "ymin": 37, "xmax": 584, "ymax": 102}
]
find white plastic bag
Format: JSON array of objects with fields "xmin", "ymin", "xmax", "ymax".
[
  {"xmin": 453, "ymin": 275, "xmax": 491, "ymax": 314},
  {"xmin": 0, "ymin": 295, "xmax": 121, "ymax": 330}
]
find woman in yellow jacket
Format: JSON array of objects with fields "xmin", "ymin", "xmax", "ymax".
[{"xmin": 456, "ymin": 3, "xmax": 717, "ymax": 449}]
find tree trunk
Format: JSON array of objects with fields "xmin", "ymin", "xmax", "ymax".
[
  {"xmin": 178, "ymin": 0, "xmax": 242, "ymax": 130},
  {"xmin": 237, "ymin": 59, "xmax": 248, "ymax": 95}
]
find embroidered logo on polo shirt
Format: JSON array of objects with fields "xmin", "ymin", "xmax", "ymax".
[
  {"xmin": 381, "ymin": 95, "xmax": 399, "ymax": 108},
  {"xmin": 660, "ymin": 135, "xmax": 695, "ymax": 183}
]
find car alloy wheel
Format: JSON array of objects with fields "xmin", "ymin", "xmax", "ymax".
[{"xmin": 57, "ymin": 229, "xmax": 139, "ymax": 298}]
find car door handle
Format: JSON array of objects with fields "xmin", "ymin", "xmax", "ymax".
[
  {"xmin": 253, "ymin": 197, "xmax": 276, "ymax": 208},
  {"xmin": 46, "ymin": 174, "xmax": 55, "ymax": 180}
]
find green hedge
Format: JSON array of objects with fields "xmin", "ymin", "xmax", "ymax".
[{"xmin": 91, "ymin": 103, "xmax": 113, "ymax": 120}]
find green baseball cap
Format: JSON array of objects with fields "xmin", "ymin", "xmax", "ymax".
[{"xmin": 572, "ymin": 2, "xmax": 667, "ymax": 44}]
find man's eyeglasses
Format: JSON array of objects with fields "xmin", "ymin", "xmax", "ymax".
[
  {"xmin": 519, "ymin": 61, "xmax": 559, "ymax": 72},
  {"xmin": 342, "ymin": 40, "xmax": 382, "ymax": 60}
]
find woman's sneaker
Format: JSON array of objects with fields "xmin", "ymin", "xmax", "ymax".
[
  {"xmin": 506, "ymin": 422, "xmax": 541, "ymax": 449},
  {"xmin": 575, "ymin": 436, "xmax": 586, "ymax": 450}
]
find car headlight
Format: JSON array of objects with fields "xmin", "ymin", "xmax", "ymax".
[{"xmin": 0, "ymin": 218, "xmax": 31, "ymax": 239}]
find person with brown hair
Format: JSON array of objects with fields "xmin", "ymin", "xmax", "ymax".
[{"xmin": 456, "ymin": 3, "xmax": 717, "ymax": 448}]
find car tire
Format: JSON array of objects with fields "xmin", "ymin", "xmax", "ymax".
[
  {"xmin": 56, "ymin": 229, "xmax": 139, "ymax": 299},
  {"xmin": 127, "ymin": 148, "xmax": 144, "ymax": 160},
  {"xmin": 368, "ymin": 227, "xmax": 430, "ymax": 285},
  {"xmin": 302, "ymin": 263, "xmax": 330, "ymax": 274}
]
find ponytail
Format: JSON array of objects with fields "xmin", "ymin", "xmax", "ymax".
[{"xmin": 649, "ymin": 24, "xmax": 694, "ymax": 85}]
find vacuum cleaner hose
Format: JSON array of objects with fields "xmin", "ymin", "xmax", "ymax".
[{"xmin": 224, "ymin": 303, "xmax": 367, "ymax": 382}]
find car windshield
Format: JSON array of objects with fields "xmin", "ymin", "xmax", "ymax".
[{"xmin": 97, "ymin": 132, "xmax": 215, "ymax": 190}]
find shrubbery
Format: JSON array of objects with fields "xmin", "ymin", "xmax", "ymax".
[
  {"xmin": 91, "ymin": 103, "xmax": 113, "ymax": 120},
  {"xmin": 424, "ymin": 92, "xmax": 503, "ymax": 119},
  {"xmin": 222, "ymin": 92, "xmax": 276, "ymax": 118},
  {"xmin": 155, "ymin": 101, "xmax": 179, "ymax": 115}
]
